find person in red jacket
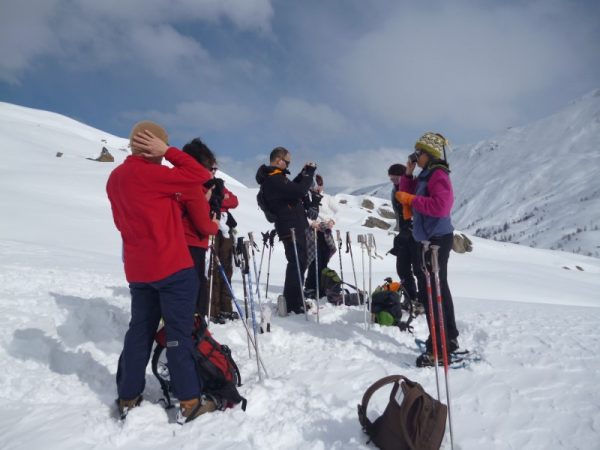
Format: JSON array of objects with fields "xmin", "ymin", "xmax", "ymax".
[
  {"xmin": 182, "ymin": 138, "xmax": 239, "ymax": 323},
  {"xmin": 107, "ymin": 121, "xmax": 215, "ymax": 423},
  {"xmin": 179, "ymin": 139, "xmax": 220, "ymax": 318}
]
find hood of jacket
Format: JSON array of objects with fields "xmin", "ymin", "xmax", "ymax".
[{"xmin": 255, "ymin": 164, "xmax": 289, "ymax": 185}]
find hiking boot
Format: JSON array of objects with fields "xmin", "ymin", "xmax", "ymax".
[
  {"xmin": 177, "ymin": 396, "xmax": 217, "ymax": 424},
  {"xmin": 448, "ymin": 338, "xmax": 459, "ymax": 354},
  {"xmin": 304, "ymin": 288, "xmax": 316, "ymax": 299},
  {"xmin": 416, "ymin": 352, "xmax": 441, "ymax": 368},
  {"xmin": 116, "ymin": 395, "xmax": 142, "ymax": 420},
  {"xmin": 210, "ymin": 315, "xmax": 227, "ymax": 325},
  {"xmin": 412, "ymin": 301, "xmax": 425, "ymax": 316},
  {"xmin": 220, "ymin": 311, "xmax": 239, "ymax": 321}
]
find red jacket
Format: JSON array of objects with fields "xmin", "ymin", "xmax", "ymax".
[
  {"xmin": 180, "ymin": 189, "xmax": 219, "ymax": 248},
  {"xmin": 221, "ymin": 187, "xmax": 239, "ymax": 212},
  {"xmin": 106, "ymin": 148, "xmax": 211, "ymax": 282}
]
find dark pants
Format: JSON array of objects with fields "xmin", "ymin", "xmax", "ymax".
[
  {"xmin": 393, "ymin": 231, "xmax": 419, "ymax": 301},
  {"xmin": 282, "ymin": 234, "xmax": 308, "ymax": 312},
  {"xmin": 413, "ymin": 233, "xmax": 459, "ymax": 352},
  {"xmin": 210, "ymin": 231, "xmax": 234, "ymax": 316},
  {"xmin": 189, "ymin": 246, "xmax": 209, "ymax": 316},
  {"xmin": 305, "ymin": 231, "xmax": 332, "ymax": 298},
  {"xmin": 117, "ymin": 268, "xmax": 200, "ymax": 401}
]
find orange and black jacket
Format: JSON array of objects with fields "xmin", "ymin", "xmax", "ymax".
[{"xmin": 255, "ymin": 164, "xmax": 314, "ymax": 239}]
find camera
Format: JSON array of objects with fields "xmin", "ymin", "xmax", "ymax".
[
  {"xmin": 203, "ymin": 177, "xmax": 225, "ymax": 218},
  {"xmin": 408, "ymin": 152, "xmax": 418, "ymax": 163}
]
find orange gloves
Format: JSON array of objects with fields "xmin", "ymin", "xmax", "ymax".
[
  {"xmin": 395, "ymin": 192, "xmax": 416, "ymax": 205},
  {"xmin": 395, "ymin": 192, "xmax": 416, "ymax": 220}
]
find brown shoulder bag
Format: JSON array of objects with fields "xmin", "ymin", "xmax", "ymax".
[{"xmin": 357, "ymin": 375, "xmax": 447, "ymax": 450}]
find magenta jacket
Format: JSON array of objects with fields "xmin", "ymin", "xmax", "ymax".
[{"xmin": 399, "ymin": 168, "xmax": 454, "ymax": 241}]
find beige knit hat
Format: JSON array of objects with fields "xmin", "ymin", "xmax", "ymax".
[
  {"xmin": 129, "ymin": 121, "xmax": 169, "ymax": 155},
  {"xmin": 415, "ymin": 132, "xmax": 448, "ymax": 160}
]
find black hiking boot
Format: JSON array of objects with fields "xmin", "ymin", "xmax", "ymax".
[{"xmin": 416, "ymin": 352, "xmax": 442, "ymax": 368}]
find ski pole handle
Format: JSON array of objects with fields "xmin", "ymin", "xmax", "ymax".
[
  {"xmin": 430, "ymin": 245, "xmax": 440, "ymax": 272},
  {"xmin": 336, "ymin": 229, "xmax": 341, "ymax": 243},
  {"xmin": 290, "ymin": 227, "xmax": 296, "ymax": 241}
]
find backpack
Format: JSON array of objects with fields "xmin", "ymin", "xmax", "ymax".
[
  {"xmin": 452, "ymin": 233, "xmax": 473, "ymax": 253},
  {"xmin": 371, "ymin": 290, "xmax": 403, "ymax": 326},
  {"xmin": 151, "ymin": 316, "xmax": 247, "ymax": 411},
  {"xmin": 371, "ymin": 279, "xmax": 415, "ymax": 331},
  {"xmin": 257, "ymin": 187, "xmax": 277, "ymax": 223},
  {"xmin": 321, "ymin": 267, "xmax": 366, "ymax": 306},
  {"xmin": 321, "ymin": 267, "xmax": 342, "ymax": 292},
  {"xmin": 357, "ymin": 375, "xmax": 447, "ymax": 450}
]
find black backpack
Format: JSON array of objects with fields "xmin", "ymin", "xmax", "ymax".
[
  {"xmin": 358, "ymin": 375, "xmax": 447, "ymax": 450},
  {"xmin": 321, "ymin": 267, "xmax": 365, "ymax": 306},
  {"xmin": 257, "ymin": 186, "xmax": 277, "ymax": 223},
  {"xmin": 151, "ymin": 316, "xmax": 247, "ymax": 411}
]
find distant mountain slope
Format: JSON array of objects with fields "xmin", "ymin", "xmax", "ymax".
[
  {"xmin": 350, "ymin": 90, "xmax": 600, "ymax": 257},
  {"xmin": 450, "ymin": 90, "xmax": 600, "ymax": 257}
]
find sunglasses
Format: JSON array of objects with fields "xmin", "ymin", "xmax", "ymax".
[{"xmin": 210, "ymin": 167, "xmax": 218, "ymax": 173}]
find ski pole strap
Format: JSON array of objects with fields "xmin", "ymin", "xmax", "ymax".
[
  {"xmin": 262, "ymin": 231, "xmax": 270, "ymax": 246},
  {"xmin": 346, "ymin": 231, "xmax": 351, "ymax": 253},
  {"xmin": 357, "ymin": 375, "xmax": 408, "ymax": 431},
  {"xmin": 269, "ymin": 229, "xmax": 276, "ymax": 247},
  {"xmin": 248, "ymin": 232, "xmax": 259, "ymax": 250}
]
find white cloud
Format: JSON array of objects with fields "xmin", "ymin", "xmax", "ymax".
[
  {"xmin": 0, "ymin": 0, "xmax": 273, "ymax": 82},
  {"xmin": 274, "ymin": 97, "xmax": 351, "ymax": 143},
  {"xmin": 0, "ymin": 1, "xmax": 61, "ymax": 83},
  {"xmin": 334, "ymin": 2, "xmax": 588, "ymax": 131},
  {"xmin": 122, "ymin": 100, "xmax": 256, "ymax": 134}
]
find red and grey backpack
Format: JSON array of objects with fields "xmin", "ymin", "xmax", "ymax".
[{"xmin": 151, "ymin": 316, "xmax": 247, "ymax": 411}]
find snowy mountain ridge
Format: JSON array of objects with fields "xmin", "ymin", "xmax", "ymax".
[{"xmin": 350, "ymin": 90, "xmax": 600, "ymax": 257}]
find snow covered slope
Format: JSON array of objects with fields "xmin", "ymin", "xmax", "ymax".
[
  {"xmin": 450, "ymin": 89, "xmax": 600, "ymax": 257},
  {"xmin": 1, "ymin": 102, "xmax": 599, "ymax": 449},
  {"xmin": 350, "ymin": 90, "xmax": 600, "ymax": 258}
]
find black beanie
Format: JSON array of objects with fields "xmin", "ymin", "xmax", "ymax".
[{"xmin": 388, "ymin": 164, "xmax": 406, "ymax": 176}]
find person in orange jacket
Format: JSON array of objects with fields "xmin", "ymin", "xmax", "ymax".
[{"xmin": 107, "ymin": 121, "xmax": 216, "ymax": 422}]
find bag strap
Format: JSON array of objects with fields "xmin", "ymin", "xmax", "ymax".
[{"xmin": 357, "ymin": 375, "xmax": 410, "ymax": 432}]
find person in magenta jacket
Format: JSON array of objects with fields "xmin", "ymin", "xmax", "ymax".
[
  {"xmin": 107, "ymin": 121, "xmax": 216, "ymax": 422},
  {"xmin": 396, "ymin": 132, "xmax": 459, "ymax": 367}
]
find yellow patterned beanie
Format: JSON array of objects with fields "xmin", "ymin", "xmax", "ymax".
[{"xmin": 415, "ymin": 132, "xmax": 448, "ymax": 160}]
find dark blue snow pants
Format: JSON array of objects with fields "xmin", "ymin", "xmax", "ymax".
[{"xmin": 117, "ymin": 268, "xmax": 200, "ymax": 401}]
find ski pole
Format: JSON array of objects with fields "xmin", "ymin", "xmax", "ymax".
[
  {"xmin": 358, "ymin": 234, "xmax": 368, "ymax": 329},
  {"xmin": 290, "ymin": 228, "xmax": 309, "ymax": 321},
  {"xmin": 421, "ymin": 241, "xmax": 441, "ymax": 401},
  {"xmin": 367, "ymin": 234, "xmax": 375, "ymax": 329},
  {"xmin": 314, "ymin": 227, "xmax": 320, "ymax": 324},
  {"xmin": 234, "ymin": 238, "xmax": 252, "ymax": 358},
  {"xmin": 248, "ymin": 232, "xmax": 264, "ymax": 320},
  {"xmin": 265, "ymin": 230, "xmax": 276, "ymax": 298},
  {"xmin": 213, "ymin": 249, "xmax": 268, "ymax": 377},
  {"xmin": 346, "ymin": 232, "xmax": 360, "ymax": 304},
  {"xmin": 244, "ymin": 240, "xmax": 264, "ymax": 381},
  {"xmin": 206, "ymin": 235, "xmax": 216, "ymax": 327},
  {"xmin": 431, "ymin": 244, "xmax": 454, "ymax": 449},
  {"xmin": 336, "ymin": 230, "xmax": 346, "ymax": 306},
  {"xmin": 256, "ymin": 231, "xmax": 268, "ymax": 293}
]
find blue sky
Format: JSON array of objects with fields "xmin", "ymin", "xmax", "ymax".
[{"xmin": 1, "ymin": 0, "xmax": 599, "ymax": 188}]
